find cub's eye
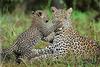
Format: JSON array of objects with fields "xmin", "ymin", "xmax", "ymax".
[{"xmin": 45, "ymin": 20, "xmax": 48, "ymax": 23}]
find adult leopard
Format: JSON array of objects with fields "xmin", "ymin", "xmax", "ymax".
[{"xmin": 30, "ymin": 7, "xmax": 100, "ymax": 64}]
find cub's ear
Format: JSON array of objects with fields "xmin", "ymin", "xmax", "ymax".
[
  {"xmin": 35, "ymin": 10, "xmax": 43, "ymax": 16},
  {"xmin": 32, "ymin": 10, "xmax": 43, "ymax": 17},
  {"xmin": 32, "ymin": 11, "xmax": 35, "ymax": 14},
  {"xmin": 38, "ymin": 11, "xmax": 42, "ymax": 16},
  {"xmin": 51, "ymin": 7, "xmax": 58, "ymax": 13},
  {"xmin": 66, "ymin": 8, "xmax": 73, "ymax": 17}
]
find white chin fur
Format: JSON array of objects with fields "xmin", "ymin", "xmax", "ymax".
[{"xmin": 58, "ymin": 28, "xmax": 63, "ymax": 30}]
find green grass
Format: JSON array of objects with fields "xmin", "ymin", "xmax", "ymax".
[
  {"xmin": 72, "ymin": 10, "xmax": 100, "ymax": 41},
  {"xmin": 0, "ymin": 9, "xmax": 100, "ymax": 67}
]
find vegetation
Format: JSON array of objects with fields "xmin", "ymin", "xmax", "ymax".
[{"xmin": 0, "ymin": 8, "xmax": 100, "ymax": 67}]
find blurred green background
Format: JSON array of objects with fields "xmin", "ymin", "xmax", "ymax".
[{"xmin": 0, "ymin": 0, "xmax": 100, "ymax": 67}]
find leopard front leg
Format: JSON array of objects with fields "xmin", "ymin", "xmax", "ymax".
[{"xmin": 42, "ymin": 32, "xmax": 55, "ymax": 43}]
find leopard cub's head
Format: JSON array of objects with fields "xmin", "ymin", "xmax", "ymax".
[
  {"xmin": 51, "ymin": 7, "xmax": 73, "ymax": 30},
  {"xmin": 31, "ymin": 10, "xmax": 49, "ymax": 25}
]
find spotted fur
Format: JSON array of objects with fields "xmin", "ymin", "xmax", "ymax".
[
  {"xmin": 30, "ymin": 7, "xmax": 100, "ymax": 63},
  {"xmin": 1, "ymin": 10, "xmax": 62, "ymax": 63}
]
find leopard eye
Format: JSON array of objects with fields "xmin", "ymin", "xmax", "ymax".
[{"xmin": 45, "ymin": 20, "xmax": 48, "ymax": 23}]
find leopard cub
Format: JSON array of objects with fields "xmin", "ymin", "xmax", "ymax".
[{"xmin": 1, "ymin": 10, "xmax": 62, "ymax": 63}]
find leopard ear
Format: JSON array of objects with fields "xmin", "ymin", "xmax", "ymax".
[
  {"xmin": 32, "ymin": 11, "xmax": 35, "ymax": 14},
  {"xmin": 66, "ymin": 8, "xmax": 73, "ymax": 17},
  {"xmin": 32, "ymin": 10, "xmax": 43, "ymax": 18},
  {"xmin": 51, "ymin": 7, "xmax": 58, "ymax": 13},
  {"xmin": 35, "ymin": 10, "xmax": 43, "ymax": 16},
  {"xmin": 38, "ymin": 11, "xmax": 42, "ymax": 16}
]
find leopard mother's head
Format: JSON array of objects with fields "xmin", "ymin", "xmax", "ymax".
[{"xmin": 51, "ymin": 7, "xmax": 73, "ymax": 30}]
